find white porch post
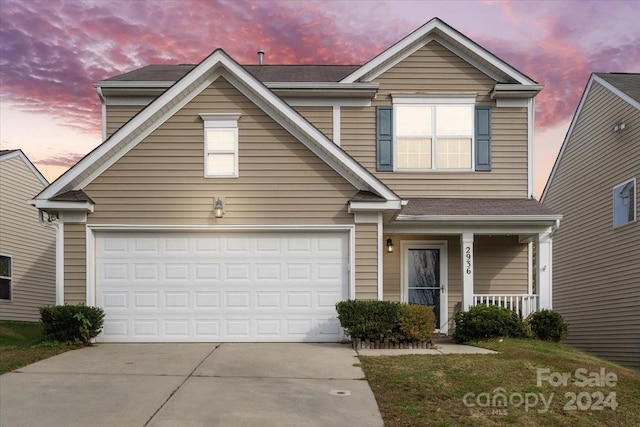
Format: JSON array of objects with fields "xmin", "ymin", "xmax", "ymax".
[
  {"xmin": 537, "ymin": 228, "xmax": 553, "ymax": 310},
  {"xmin": 461, "ymin": 233, "xmax": 474, "ymax": 310}
]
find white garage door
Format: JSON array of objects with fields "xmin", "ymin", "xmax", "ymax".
[{"xmin": 95, "ymin": 231, "xmax": 349, "ymax": 342}]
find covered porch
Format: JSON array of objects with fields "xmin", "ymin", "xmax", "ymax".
[{"xmin": 377, "ymin": 198, "xmax": 561, "ymax": 335}]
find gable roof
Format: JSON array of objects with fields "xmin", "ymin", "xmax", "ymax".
[
  {"xmin": 36, "ymin": 49, "xmax": 399, "ymax": 205},
  {"xmin": 541, "ymin": 73, "xmax": 640, "ymax": 202},
  {"xmin": 340, "ymin": 17, "xmax": 539, "ymax": 86},
  {"xmin": 0, "ymin": 149, "xmax": 48, "ymax": 186}
]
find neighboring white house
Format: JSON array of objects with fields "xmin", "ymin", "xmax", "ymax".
[
  {"xmin": 542, "ymin": 73, "xmax": 639, "ymax": 368},
  {"xmin": 0, "ymin": 149, "xmax": 56, "ymax": 321}
]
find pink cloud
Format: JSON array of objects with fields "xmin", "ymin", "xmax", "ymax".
[
  {"xmin": 0, "ymin": 0, "xmax": 638, "ymax": 141},
  {"xmin": 34, "ymin": 152, "xmax": 85, "ymax": 168}
]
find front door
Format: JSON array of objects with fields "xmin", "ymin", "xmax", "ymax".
[{"xmin": 403, "ymin": 243, "xmax": 448, "ymax": 333}]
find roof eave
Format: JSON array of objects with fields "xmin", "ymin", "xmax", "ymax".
[
  {"xmin": 491, "ymin": 84, "xmax": 543, "ymax": 99},
  {"xmin": 395, "ymin": 214, "xmax": 562, "ymax": 222}
]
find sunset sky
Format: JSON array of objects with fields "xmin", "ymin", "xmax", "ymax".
[{"xmin": 1, "ymin": 0, "xmax": 639, "ymax": 197}]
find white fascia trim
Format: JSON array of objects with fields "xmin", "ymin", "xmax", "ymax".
[
  {"xmin": 541, "ymin": 75, "xmax": 594, "ymax": 202},
  {"xmin": 87, "ymin": 224, "xmax": 356, "ymax": 232},
  {"xmin": 219, "ymin": 69, "xmax": 398, "ymax": 201},
  {"xmin": 266, "ymin": 82, "xmax": 379, "ymax": 91},
  {"xmin": 395, "ymin": 214, "xmax": 562, "ymax": 222},
  {"xmin": 33, "ymin": 200, "xmax": 94, "ymax": 212},
  {"xmin": 333, "ymin": 106, "xmax": 341, "ymax": 146},
  {"xmin": 341, "ymin": 19, "xmax": 536, "ymax": 85},
  {"xmin": 349, "ymin": 200, "xmax": 403, "ymax": 211},
  {"xmin": 0, "ymin": 150, "xmax": 49, "ymax": 186},
  {"xmin": 528, "ymin": 98, "xmax": 535, "ymax": 198},
  {"xmin": 97, "ymin": 87, "xmax": 107, "ymax": 141},
  {"xmin": 386, "ymin": 223, "xmax": 556, "ymax": 236},
  {"xmin": 491, "ymin": 84, "xmax": 543, "ymax": 98},
  {"xmin": 392, "ymin": 93, "xmax": 477, "ymax": 104}
]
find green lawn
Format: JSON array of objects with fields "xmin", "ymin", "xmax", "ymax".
[
  {"xmin": 0, "ymin": 321, "xmax": 78, "ymax": 374},
  {"xmin": 360, "ymin": 338, "xmax": 640, "ymax": 427}
]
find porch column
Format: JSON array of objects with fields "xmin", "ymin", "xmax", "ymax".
[
  {"xmin": 461, "ymin": 233, "xmax": 474, "ymax": 310},
  {"xmin": 537, "ymin": 228, "xmax": 553, "ymax": 310}
]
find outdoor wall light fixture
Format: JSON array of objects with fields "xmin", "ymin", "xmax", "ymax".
[
  {"xmin": 386, "ymin": 238, "xmax": 394, "ymax": 253},
  {"xmin": 214, "ymin": 197, "xmax": 224, "ymax": 218}
]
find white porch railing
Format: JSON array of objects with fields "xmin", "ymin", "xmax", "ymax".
[{"xmin": 473, "ymin": 294, "xmax": 539, "ymax": 319}]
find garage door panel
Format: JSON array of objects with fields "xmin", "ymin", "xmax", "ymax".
[{"xmin": 96, "ymin": 231, "xmax": 348, "ymax": 342}]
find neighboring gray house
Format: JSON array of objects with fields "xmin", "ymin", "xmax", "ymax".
[
  {"xmin": 0, "ymin": 149, "xmax": 56, "ymax": 321},
  {"xmin": 542, "ymin": 73, "xmax": 639, "ymax": 368}
]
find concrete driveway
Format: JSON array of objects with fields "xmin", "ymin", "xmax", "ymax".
[{"xmin": 0, "ymin": 343, "xmax": 383, "ymax": 427}]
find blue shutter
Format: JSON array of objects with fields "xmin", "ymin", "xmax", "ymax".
[
  {"xmin": 376, "ymin": 106, "xmax": 393, "ymax": 171},
  {"xmin": 475, "ymin": 105, "xmax": 491, "ymax": 171}
]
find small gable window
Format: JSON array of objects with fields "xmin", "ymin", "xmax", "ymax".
[
  {"xmin": 613, "ymin": 178, "xmax": 636, "ymax": 228},
  {"xmin": 0, "ymin": 255, "xmax": 11, "ymax": 301},
  {"xmin": 200, "ymin": 113, "xmax": 240, "ymax": 178}
]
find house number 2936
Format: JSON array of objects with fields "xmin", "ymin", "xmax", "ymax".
[{"xmin": 465, "ymin": 246, "xmax": 472, "ymax": 275}]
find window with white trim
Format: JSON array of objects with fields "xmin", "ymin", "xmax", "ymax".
[
  {"xmin": 200, "ymin": 113, "xmax": 240, "ymax": 178},
  {"xmin": 394, "ymin": 97, "xmax": 474, "ymax": 171},
  {"xmin": 613, "ymin": 178, "xmax": 636, "ymax": 227},
  {"xmin": 0, "ymin": 255, "xmax": 11, "ymax": 301}
]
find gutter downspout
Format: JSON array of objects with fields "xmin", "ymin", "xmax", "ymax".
[{"xmin": 97, "ymin": 86, "xmax": 107, "ymax": 141}]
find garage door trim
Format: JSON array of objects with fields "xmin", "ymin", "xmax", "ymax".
[{"xmin": 85, "ymin": 225, "xmax": 356, "ymax": 341}]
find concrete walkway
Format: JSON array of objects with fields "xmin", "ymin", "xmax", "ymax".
[
  {"xmin": 357, "ymin": 343, "xmax": 498, "ymax": 356},
  {"xmin": 0, "ymin": 343, "xmax": 383, "ymax": 427}
]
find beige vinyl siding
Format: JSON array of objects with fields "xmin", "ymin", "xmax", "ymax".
[
  {"xmin": 382, "ymin": 235, "xmax": 527, "ymax": 331},
  {"xmin": 106, "ymin": 105, "xmax": 145, "ymax": 138},
  {"xmin": 341, "ymin": 41, "xmax": 529, "ymax": 198},
  {"xmin": 543, "ymin": 81, "xmax": 640, "ymax": 367},
  {"xmin": 355, "ymin": 223, "xmax": 378, "ymax": 300},
  {"xmin": 293, "ymin": 106, "xmax": 333, "ymax": 140},
  {"xmin": 474, "ymin": 235, "xmax": 528, "ymax": 294},
  {"xmin": 0, "ymin": 157, "xmax": 55, "ymax": 321},
  {"xmin": 63, "ymin": 223, "xmax": 86, "ymax": 305},
  {"xmin": 85, "ymin": 77, "xmax": 357, "ymax": 226}
]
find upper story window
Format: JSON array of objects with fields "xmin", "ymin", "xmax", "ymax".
[
  {"xmin": 0, "ymin": 255, "xmax": 11, "ymax": 301},
  {"xmin": 200, "ymin": 113, "xmax": 240, "ymax": 178},
  {"xmin": 613, "ymin": 178, "xmax": 636, "ymax": 228},
  {"xmin": 376, "ymin": 95, "xmax": 490, "ymax": 173},
  {"xmin": 395, "ymin": 103, "xmax": 474, "ymax": 170}
]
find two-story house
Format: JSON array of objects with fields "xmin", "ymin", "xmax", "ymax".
[
  {"xmin": 542, "ymin": 73, "xmax": 639, "ymax": 367},
  {"xmin": 31, "ymin": 18, "xmax": 560, "ymax": 342}
]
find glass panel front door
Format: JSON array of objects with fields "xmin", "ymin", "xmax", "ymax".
[{"xmin": 407, "ymin": 248, "xmax": 441, "ymax": 327}]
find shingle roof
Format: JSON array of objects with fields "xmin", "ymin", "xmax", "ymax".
[
  {"xmin": 350, "ymin": 191, "xmax": 387, "ymax": 202},
  {"xmin": 49, "ymin": 190, "xmax": 94, "ymax": 203},
  {"xmin": 400, "ymin": 198, "xmax": 557, "ymax": 217},
  {"xmin": 0, "ymin": 149, "xmax": 18, "ymax": 156},
  {"xmin": 595, "ymin": 73, "xmax": 640, "ymax": 104},
  {"xmin": 102, "ymin": 64, "xmax": 361, "ymax": 83}
]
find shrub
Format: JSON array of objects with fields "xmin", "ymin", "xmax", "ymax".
[
  {"xmin": 336, "ymin": 300, "xmax": 401, "ymax": 341},
  {"xmin": 453, "ymin": 304, "xmax": 527, "ymax": 343},
  {"xmin": 40, "ymin": 304, "xmax": 105, "ymax": 344},
  {"xmin": 399, "ymin": 304, "xmax": 436, "ymax": 342},
  {"xmin": 528, "ymin": 309, "xmax": 568, "ymax": 342}
]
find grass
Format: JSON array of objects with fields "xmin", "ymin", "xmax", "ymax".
[
  {"xmin": 0, "ymin": 321, "xmax": 78, "ymax": 374},
  {"xmin": 360, "ymin": 338, "xmax": 640, "ymax": 426}
]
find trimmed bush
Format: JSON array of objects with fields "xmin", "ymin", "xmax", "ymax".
[
  {"xmin": 336, "ymin": 300, "xmax": 402, "ymax": 341},
  {"xmin": 399, "ymin": 304, "xmax": 436, "ymax": 342},
  {"xmin": 40, "ymin": 304, "xmax": 105, "ymax": 344},
  {"xmin": 528, "ymin": 309, "xmax": 568, "ymax": 342},
  {"xmin": 453, "ymin": 304, "xmax": 527, "ymax": 343}
]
